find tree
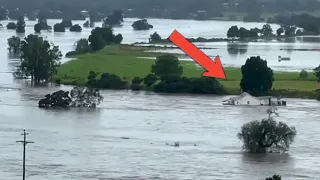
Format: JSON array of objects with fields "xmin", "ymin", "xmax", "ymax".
[
  {"xmin": 276, "ymin": 27, "xmax": 284, "ymax": 36},
  {"xmin": 88, "ymin": 27, "xmax": 122, "ymax": 51},
  {"xmin": 97, "ymin": 73, "xmax": 127, "ymax": 89},
  {"xmin": 237, "ymin": 107, "xmax": 297, "ymax": 153},
  {"xmin": 70, "ymin": 24, "xmax": 82, "ymax": 32},
  {"xmin": 227, "ymin": 25, "xmax": 239, "ymax": 38},
  {"xmin": 299, "ymin": 70, "xmax": 308, "ymax": 79},
  {"xmin": 240, "ymin": 56, "xmax": 274, "ymax": 95},
  {"xmin": 114, "ymin": 34, "xmax": 123, "ymax": 44},
  {"xmin": 265, "ymin": 175, "xmax": 281, "ymax": 180},
  {"xmin": 261, "ymin": 24, "xmax": 273, "ymax": 36},
  {"xmin": 54, "ymin": 23, "xmax": 65, "ymax": 32},
  {"xmin": 314, "ymin": 64, "xmax": 320, "ymax": 82},
  {"xmin": 61, "ymin": 19, "xmax": 72, "ymax": 27},
  {"xmin": 132, "ymin": 19, "xmax": 153, "ymax": 30},
  {"xmin": 38, "ymin": 90, "xmax": 72, "ymax": 108},
  {"xmin": 34, "ymin": 23, "xmax": 41, "ymax": 33},
  {"xmin": 16, "ymin": 34, "xmax": 62, "ymax": 82},
  {"xmin": 70, "ymin": 86, "xmax": 104, "ymax": 108},
  {"xmin": 103, "ymin": 10, "xmax": 124, "ymax": 27},
  {"xmin": 16, "ymin": 16, "xmax": 25, "ymax": 33},
  {"xmin": 74, "ymin": 38, "xmax": 90, "ymax": 54},
  {"xmin": 151, "ymin": 55, "xmax": 183, "ymax": 77},
  {"xmin": 38, "ymin": 15, "xmax": 51, "ymax": 30},
  {"xmin": 6, "ymin": 22, "xmax": 17, "ymax": 30},
  {"xmin": 143, "ymin": 73, "xmax": 157, "ymax": 87},
  {"xmin": 83, "ymin": 21, "xmax": 89, "ymax": 28},
  {"xmin": 87, "ymin": 71, "xmax": 98, "ymax": 87},
  {"xmin": 38, "ymin": 86, "xmax": 104, "ymax": 108},
  {"xmin": 7, "ymin": 36, "xmax": 21, "ymax": 54},
  {"xmin": 131, "ymin": 77, "xmax": 143, "ymax": 91},
  {"xmin": 89, "ymin": 15, "xmax": 95, "ymax": 27},
  {"xmin": 283, "ymin": 25, "xmax": 296, "ymax": 36},
  {"xmin": 149, "ymin": 32, "xmax": 161, "ymax": 42}
]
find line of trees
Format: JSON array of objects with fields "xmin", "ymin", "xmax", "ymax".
[
  {"xmin": 2, "ymin": 0, "xmax": 320, "ymax": 21},
  {"xmin": 227, "ymin": 23, "xmax": 300, "ymax": 40}
]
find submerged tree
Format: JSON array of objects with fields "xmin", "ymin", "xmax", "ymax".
[
  {"xmin": 38, "ymin": 86, "xmax": 104, "ymax": 108},
  {"xmin": 265, "ymin": 174, "xmax": 282, "ymax": 180},
  {"xmin": 61, "ymin": 19, "xmax": 72, "ymax": 27},
  {"xmin": 70, "ymin": 86, "xmax": 104, "ymax": 108},
  {"xmin": 38, "ymin": 15, "xmax": 51, "ymax": 31},
  {"xmin": 7, "ymin": 22, "xmax": 17, "ymax": 30},
  {"xmin": 15, "ymin": 34, "xmax": 62, "ymax": 82},
  {"xmin": 237, "ymin": 107, "xmax": 297, "ymax": 153},
  {"xmin": 38, "ymin": 90, "xmax": 72, "ymax": 108},
  {"xmin": 70, "ymin": 24, "xmax": 82, "ymax": 32},
  {"xmin": 54, "ymin": 23, "xmax": 65, "ymax": 32},
  {"xmin": 103, "ymin": 10, "xmax": 124, "ymax": 27},
  {"xmin": 34, "ymin": 23, "xmax": 41, "ymax": 33},
  {"xmin": 132, "ymin": 19, "xmax": 153, "ymax": 30},
  {"xmin": 149, "ymin": 32, "xmax": 161, "ymax": 42},
  {"xmin": 7, "ymin": 36, "xmax": 21, "ymax": 54},
  {"xmin": 16, "ymin": 16, "xmax": 25, "ymax": 33}
]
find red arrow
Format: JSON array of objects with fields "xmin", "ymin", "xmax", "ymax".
[{"xmin": 168, "ymin": 30, "xmax": 226, "ymax": 79}]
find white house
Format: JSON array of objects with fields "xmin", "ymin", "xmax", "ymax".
[{"xmin": 222, "ymin": 92, "xmax": 286, "ymax": 106}]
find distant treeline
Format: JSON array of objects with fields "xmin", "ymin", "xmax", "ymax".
[{"xmin": 1, "ymin": 0, "xmax": 320, "ymax": 21}]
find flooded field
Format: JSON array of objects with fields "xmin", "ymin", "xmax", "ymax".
[{"xmin": 0, "ymin": 18, "xmax": 319, "ymax": 179}]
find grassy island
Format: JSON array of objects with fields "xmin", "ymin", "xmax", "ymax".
[{"xmin": 55, "ymin": 45, "xmax": 319, "ymax": 99}]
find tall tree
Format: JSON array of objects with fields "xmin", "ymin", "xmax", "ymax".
[
  {"xmin": 16, "ymin": 16, "xmax": 25, "ymax": 33},
  {"xmin": 16, "ymin": 34, "xmax": 62, "ymax": 82},
  {"xmin": 240, "ymin": 56, "xmax": 274, "ymax": 95}
]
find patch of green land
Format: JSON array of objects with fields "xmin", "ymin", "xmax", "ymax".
[{"xmin": 55, "ymin": 45, "xmax": 319, "ymax": 98}]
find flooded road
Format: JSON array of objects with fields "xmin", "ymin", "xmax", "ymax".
[{"xmin": 0, "ymin": 18, "xmax": 319, "ymax": 179}]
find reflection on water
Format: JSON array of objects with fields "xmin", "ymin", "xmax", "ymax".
[
  {"xmin": 297, "ymin": 36, "xmax": 320, "ymax": 43},
  {"xmin": 227, "ymin": 42, "xmax": 248, "ymax": 56},
  {"xmin": 242, "ymin": 152, "xmax": 293, "ymax": 164}
]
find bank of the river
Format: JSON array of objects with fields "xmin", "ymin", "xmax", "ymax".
[{"xmin": 55, "ymin": 45, "xmax": 319, "ymax": 99}]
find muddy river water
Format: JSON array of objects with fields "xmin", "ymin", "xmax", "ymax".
[{"xmin": 0, "ymin": 18, "xmax": 319, "ymax": 180}]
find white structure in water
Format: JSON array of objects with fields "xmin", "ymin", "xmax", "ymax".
[{"xmin": 222, "ymin": 92, "xmax": 286, "ymax": 106}]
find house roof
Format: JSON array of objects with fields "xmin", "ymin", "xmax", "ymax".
[{"xmin": 223, "ymin": 92, "xmax": 258, "ymax": 102}]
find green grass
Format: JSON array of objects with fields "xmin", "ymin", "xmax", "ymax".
[{"xmin": 56, "ymin": 45, "xmax": 319, "ymax": 97}]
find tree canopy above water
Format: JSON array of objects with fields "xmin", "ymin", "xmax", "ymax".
[{"xmin": 238, "ymin": 107, "xmax": 297, "ymax": 153}]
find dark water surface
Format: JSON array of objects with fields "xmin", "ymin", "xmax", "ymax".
[{"xmin": 0, "ymin": 18, "xmax": 319, "ymax": 180}]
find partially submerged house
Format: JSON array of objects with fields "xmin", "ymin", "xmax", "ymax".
[{"xmin": 222, "ymin": 92, "xmax": 286, "ymax": 106}]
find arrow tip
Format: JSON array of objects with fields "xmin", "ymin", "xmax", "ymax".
[
  {"xmin": 201, "ymin": 56, "xmax": 226, "ymax": 80},
  {"xmin": 202, "ymin": 70, "xmax": 226, "ymax": 79}
]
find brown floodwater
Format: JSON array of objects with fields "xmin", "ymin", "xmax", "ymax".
[{"xmin": 0, "ymin": 18, "xmax": 319, "ymax": 180}]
